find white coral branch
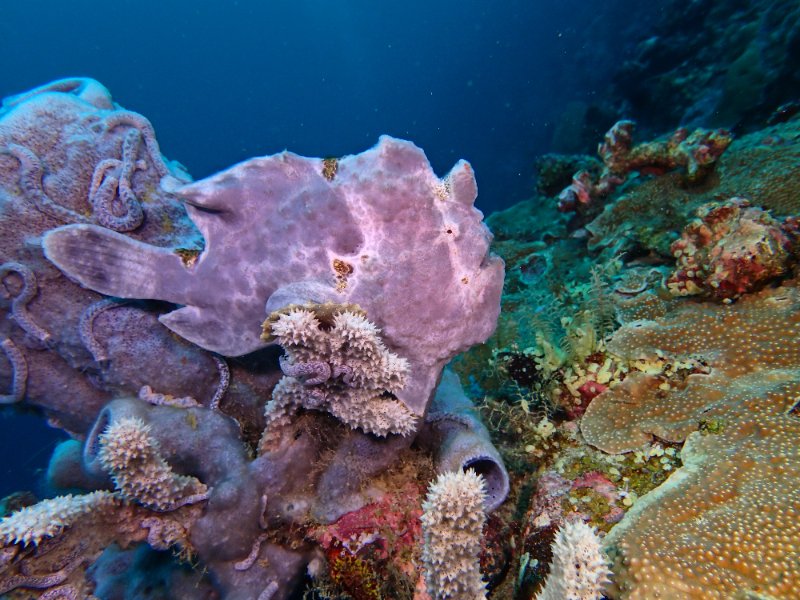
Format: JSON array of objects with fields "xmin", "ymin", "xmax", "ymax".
[
  {"xmin": 421, "ymin": 469, "xmax": 487, "ymax": 600},
  {"xmin": 534, "ymin": 520, "xmax": 611, "ymax": 600},
  {"xmin": 263, "ymin": 306, "xmax": 415, "ymax": 438},
  {"xmin": 98, "ymin": 417, "xmax": 208, "ymax": 511}
]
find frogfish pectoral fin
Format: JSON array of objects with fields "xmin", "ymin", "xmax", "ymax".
[{"xmin": 43, "ymin": 224, "xmax": 192, "ymax": 305}]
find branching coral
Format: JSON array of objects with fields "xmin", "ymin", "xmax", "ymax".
[
  {"xmin": 0, "ymin": 491, "xmax": 118, "ymax": 547},
  {"xmin": 98, "ymin": 416, "xmax": 209, "ymax": 511},
  {"xmin": 534, "ymin": 520, "xmax": 610, "ymax": 600},
  {"xmin": 421, "ymin": 469, "xmax": 487, "ymax": 600},
  {"xmin": 261, "ymin": 304, "xmax": 415, "ymax": 441},
  {"xmin": 558, "ymin": 120, "xmax": 732, "ymax": 213}
]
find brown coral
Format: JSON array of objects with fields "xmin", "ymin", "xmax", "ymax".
[
  {"xmin": 580, "ymin": 282, "xmax": 800, "ymax": 598},
  {"xmin": 583, "ymin": 115, "xmax": 800, "ymax": 259}
]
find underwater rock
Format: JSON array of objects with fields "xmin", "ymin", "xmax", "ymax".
[
  {"xmin": 452, "ymin": 99, "xmax": 800, "ymax": 599},
  {"xmin": 613, "ymin": 0, "xmax": 800, "ymax": 131}
]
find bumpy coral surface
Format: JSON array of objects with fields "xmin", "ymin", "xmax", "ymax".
[
  {"xmin": 582, "ymin": 282, "xmax": 800, "ymax": 598},
  {"xmin": 0, "ymin": 491, "xmax": 118, "ymax": 547},
  {"xmin": 534, "ymin": 520, "xmax": 609, "ymax": 600},
  {"xmin": 421, "ymin": 469, "xmax": 487, "ymax": 600},
  {"xmin": 666, "ymin": 198, "xmax": 796, "ymax": 300},
  {"xmin": 262, "ymin": 304, "xmax": 415, "ymax": 439},
  {"xmin": 98, "ymin": 416, "xmax": 209, "ymax": 511}
]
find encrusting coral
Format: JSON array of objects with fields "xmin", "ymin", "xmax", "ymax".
[
  {"xmin": 421, "ymin": 469, "xmax": 488, "ymax": 600},
  {"xmin": 581, "ymin": 281, "xmax": 800, "ymax": 598},
  {"xmin": 261, "ymin": 304, "xmax": 415, "ymax": 442}
]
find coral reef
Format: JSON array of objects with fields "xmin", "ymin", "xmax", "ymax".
[
  {"xmin": 584, "ymin": 282, "xmax": 800, "ymax": 598},
  {"xmin": 3, "ymin": 50, "xmax": 800, "ymax": 597},
  {"xmin": 557, "ymin": 120, "xmax": 732, "ymax": 214},
  {"xmin": 453, "ymin": 108, "xmax": 800, "ymax": 599},
  {"xmin": 583, "ymin": 112, "xmax": 800, "ymax": 260},
  {"xmin": 612, "ymin": 0, "xmax": 800, "ymax": 131},
  {"xmin": 0, "ymin": 79, "xmax": 508, "ymax": 599}
]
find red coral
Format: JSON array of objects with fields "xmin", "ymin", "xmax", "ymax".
[
  {"xmin": 326, "ymin": 544, "xmax": 384, "ymax": 600},
  {"xmin": 572, "ymin": 471, "xmax": 625, "ymax": 524},
  {"xmin": 558, "ymin": 120, "xmax": 732, "ymax": 213},
  {"xmin": 667, "ymin": 198, "xmax": 797, "ymax": 301},
  {"xmin": 314, "ymin": 483, "xmax": 422, "ymax": 560},
  {"xmin": 312, "ymin": 481, "xmax": 424, "ymax": 595}
]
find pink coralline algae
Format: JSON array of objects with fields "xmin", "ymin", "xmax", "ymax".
[
  {"xmin": 558, "ymin": 120, "xmax": 732, "ymax": 213},
  {"xmin": 666, "ymin": 197, "xmax": 798, "ymax": 301}
]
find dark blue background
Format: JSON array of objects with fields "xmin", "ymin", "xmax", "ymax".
[{"xmin": 1, "ymin": 1, "xmax": 661, "ymax": 211}]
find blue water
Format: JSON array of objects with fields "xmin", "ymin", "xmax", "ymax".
[
  {"xmin": 0, "ymin": 0, "xmax": 661, "ymax": 499},
  {"xmin": 0, "ymin": 0, "xmax": 660, "ymax": 213}
]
